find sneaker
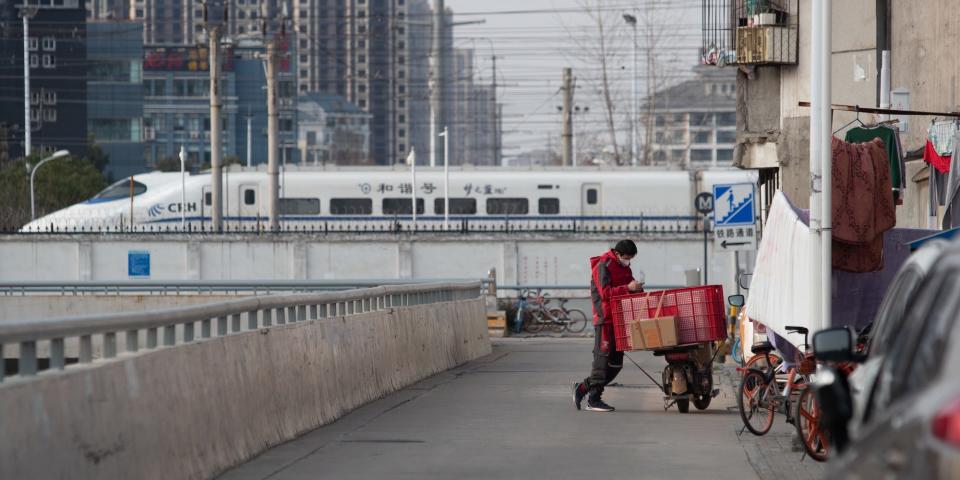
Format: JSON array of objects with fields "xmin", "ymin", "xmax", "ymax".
[
  {"xmin": 573, "ymin": 382, "xmax": 587, "ymax": 410},
  {"xmin": 585, "ymin": 399, "xmax": 615, "ymax": 412}
]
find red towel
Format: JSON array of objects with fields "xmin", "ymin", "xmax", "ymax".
[{"xmin": 923, "ymin": 140, "xmax": 952, "ymax": 173}]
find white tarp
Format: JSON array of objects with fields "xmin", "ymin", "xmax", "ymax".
[{"xmin": 744, "ymin": 191, "xmax": 816, "ymax": 349}]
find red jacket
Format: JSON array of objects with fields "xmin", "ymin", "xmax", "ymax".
[{"xmin": 590, "ymin": 250, "xmax": 637, "ymax": 352}]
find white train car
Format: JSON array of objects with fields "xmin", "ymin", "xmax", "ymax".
[{"xmin": 21, "ymin": 166, "xmax": 757, "ymax": 231}]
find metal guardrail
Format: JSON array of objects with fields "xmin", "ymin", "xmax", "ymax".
[
  {"xmin": 0, "ymin": 282, "xmax": 483, "ymax": 382},
  {"xmin": 497, "ymin": 284, "xmax": 685, "ymax": 292},
  {"xmin": 0, "ymin": 279, "xmax": 494, "ymax": 295}
]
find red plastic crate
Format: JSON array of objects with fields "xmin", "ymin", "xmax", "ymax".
[{"xmin": 610, "ymin": 285, "xmax": 726, "ymax": 351}]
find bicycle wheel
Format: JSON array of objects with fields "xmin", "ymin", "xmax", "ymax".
[
  {"xmin": 564, "ymin": 308, "xmax": 588, "ymax": 333},
  {"xmin": 795, "ymin": 386, "xmax": 829, "ymax": 462},
  {"xmin": 547, "ymin": 308, "xmax": 565, "ymax": 332},
  {"xmin": 745, "ymin": 352, "xmax": 782, "ymax": 373},
  {"xmin": 524, "ymin": 310, "xmax": 545, "ymax": 333},
  {"xmin": 514, "ymin": 308, "xmax": 527, "ymax": 334},
  {"xmin": 738, "ymin": 369, "xmax": 777, "ymax": 436}
]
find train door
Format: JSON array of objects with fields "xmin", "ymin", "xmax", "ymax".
[
  {"xmin": 201, "ymin": 184, "xmax": 212, "ymax": 227},
  {"xmin": 238, "ymin": 184, "xmax": 259, "ymax": 222},
  {"xmin": 581, "ymin": 183, "xmax": 602, "ymax": 216}
]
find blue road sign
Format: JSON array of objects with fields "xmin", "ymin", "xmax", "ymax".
[
  {"xmin": 128, "ymin": 251, "xmax": 151, "ymax": 277},
  {"xmin": 713, "ymin": 183, "xmax": 756, "ymax": 227}
]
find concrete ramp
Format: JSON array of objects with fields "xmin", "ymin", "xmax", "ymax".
[{"xmin": 0, "ymin": 298, "xmax": 490, "ymax": 479}]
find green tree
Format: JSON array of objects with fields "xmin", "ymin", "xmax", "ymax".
[
  {"xmin": 0, "ymin": 155, "xmax": 107, "ymax": 231},
  {"xmin": 154, "ymin": 155, "xmax": 194, "ymax": 172}
]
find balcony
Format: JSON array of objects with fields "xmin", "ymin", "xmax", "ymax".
[{"xmin": 701, "ymin": 0, "xmax": 798, "ymax": 67}]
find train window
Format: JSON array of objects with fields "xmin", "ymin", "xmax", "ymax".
[
  {"xmin": 486, "ymin": 198, "xmax": 529, "ymax": 215},
  {"xmin": 538, "ymin": 198, "xmax": 560, "ymax": 215},
  {"xmin": 586, "ymin": 188, "xmax": 598, "ymax": 205},
  {"xmin": 434, "ymin": 198, "xmax": 477, "ymax": 215},
  {"xmin": 279, "ymin": 198, "xmax": 320, "ymax": 215},
  {"xmin": 382, "ymin": 198, "xmax": 424, "ymax": 215},
  {"xmin": 244, "ymin": 189, "xmax": 256, "ymax": 205},
  {"xmin": 91, "ymin": 179, "xmax": 147, "ymax": 201},
  {"xmin": 330, "ymin": 198, "xmax": 373, "ymax": 215},
  {"xmin": 204, "ymin": 192, "xmax": 212, "ymax": 206}
]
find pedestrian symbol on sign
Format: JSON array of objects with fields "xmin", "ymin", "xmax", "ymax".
[{"xmin": 713, "ymin": 183, "xmax": 755, "ymax": 226}]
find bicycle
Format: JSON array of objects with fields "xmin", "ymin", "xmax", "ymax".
[
  {"xmin": 736, "ymin": 326, "xmax": 816, "ymax": 448},
  {"xmin": 516, "ymin": 289, "xmax": 587, "ymax": 333}
]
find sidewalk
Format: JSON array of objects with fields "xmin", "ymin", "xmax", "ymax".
[{"xmin": 717, "ymin": 365, "xmax": 826, "ymax": 480}]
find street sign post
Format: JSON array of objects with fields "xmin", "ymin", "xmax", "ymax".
[
  {"xmin": 693, "ymin": 192, "xmax": 714, "ymax": 284},
  {"xmin": 712, "ymin": 183, "xmax": 757, "ymax": 253}
]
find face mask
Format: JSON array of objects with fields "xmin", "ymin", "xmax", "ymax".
[{"xmin": 619, "ymin": 257, "xmax": 631, "ymax": 267}]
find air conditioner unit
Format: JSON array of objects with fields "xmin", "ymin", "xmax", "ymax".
[{"xmin": 190, "ymin": 131, "xmax": 201, "ymax": 140}]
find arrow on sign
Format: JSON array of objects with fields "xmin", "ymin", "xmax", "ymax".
[{"xmin": 722, "ymin": 240, "xmax": 749, "ymax": 248}]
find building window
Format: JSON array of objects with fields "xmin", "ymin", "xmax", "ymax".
[
  {"xmin": 398, "ymin": 129, "xmax": 405, "ymax": 138},
  {"xmin": 279, "ymin": 198, "xmax": 321, "ymax": 215},
  {"xmin": 43, "ymin": 90, "xmax": 56, "ymax": 105},
  {"xmin": 42, "ymin": 108, "xmax": 56, "ymax": 122},
  {"xmin": 693, "ymin": 131, "xmax": 711, "ymax": 144},
  {"xmin": 41, "ymin": 37, "xmax": 55, "ymax": 51},
  {"xmin": 538, "ymin": 198, "xmax": 560, "ymax": 215},
  {"xmin": 300, "ymin": 69, "xmax": 308, "ymax": 78},
  {"xmin": 28, "ymin": 37, "xmax": 38, "ymax": 51},
  {"xmin": 434, "ymin": 198, "xmax": 476, "ymax": 215},
  {"xmin": 30, "ymin": 54, "xmax": 39, "ymax": 68},
  {"xmin": 398, "ymin": 114, "xmax": 406, "ymax": 123},
  {"xmin": 359, "ymin": 100, "xmax": 366, "ymax": 108},
  {"xmin": 382, "ymin": 198, "xmax": 424, "ymax": 215},
  {"xmin": 691, "ymin": 149, "xmax": 712, "ymax": 162},
  {"xmin": 717, "ymin": 130, "xmax": 737, "ymax": 144},
  {"xmin": 330, "ymin": 198, "xmax": 373, "ymax": 215},
  {"xmin": 42, "ymin": 54, "xmax": 55, "ymax": 68},
  {"xmin": 717, "ymin": 149, "xmax": 734, "ymax": 161},
  {"xmin": 299, "ymin": 25, "xmax": 307, "ymax": 33},
  {"xmin": 358, "ymin": 54, "xmax": 366, "ymax": 63},
  {"xmin": 398, "ymin": 56, "xmax": 405, "ymax": 65},
  {"xmin": 300, "ymin": 39, "xmax": 308, "ymax": 48},
  {"xmin": 717, "ymin": 112, "xmax": 736, "ymax": 126},
  {"xmin": 135, "ymin": 8, "xmax": 144, "ymax": 17}
]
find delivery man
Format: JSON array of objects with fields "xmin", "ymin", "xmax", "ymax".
[{"xmin": 573, "ymin": 239, "xmax": 642, "ymax": 412}]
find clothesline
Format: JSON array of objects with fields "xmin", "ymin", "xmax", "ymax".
[{"xmin": 798, "ymin": 101, "xmax": 960, "ymax": 118}]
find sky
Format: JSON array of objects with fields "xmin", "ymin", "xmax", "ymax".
[{"xmin": 444, "ymin": 0, "xmax": 705, "ymax": 162}]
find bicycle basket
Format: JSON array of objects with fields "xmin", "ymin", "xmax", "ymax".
[{"xmin": 798, "ymin": 352, "xmax": 816, "ymax": 375}]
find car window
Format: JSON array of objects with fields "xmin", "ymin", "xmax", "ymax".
[
  {"xmin": 863, "ymin": 270, "xmax": 951, "ymax": 422},
  {"xmin": 900, "ymin": 274, "xmax": 960, "ymax": 394},
  {"xmin": 868, "ymin": 267, "xmax": 924, "ymax": 357}
]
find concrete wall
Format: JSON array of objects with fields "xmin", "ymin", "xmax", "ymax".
[
  {"xmin": 0, "ymin": 233, "xmax": 746, "ymax": 301},
  {"xmin": 0, "ymin": 294, "xmax": 243, "ymax": 322},
  {"xmin": 0, "ymin": 298, "xmax": 490, "ymax": 480}
]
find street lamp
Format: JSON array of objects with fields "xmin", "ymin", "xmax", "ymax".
[
  {"xmin": 623, "ymin": 13, "xmax": 639, "ymax": 167},
  {"xmin": 30, "ymin": 149, "xmax": 70, "ymax": 221}
]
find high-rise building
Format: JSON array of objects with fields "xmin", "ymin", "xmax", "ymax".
[
  {"xmin": 406, "ymin": 0, "xmax": 430, "ymax": 164},
  {"xmin": 0, "ymin": 0, "xmax": 88, "ymax": 162},
  {"xmin": 129, "ymin": 0, "xmax": 200, "ymax": 45},
  {"xmin": 451, "ymin": 48, "xmax": 496, "ymax": 166}
]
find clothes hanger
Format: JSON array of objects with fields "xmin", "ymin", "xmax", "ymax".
[{"xmin": 833, "ymin": 105, "xmax": 865, "ymax": 134}]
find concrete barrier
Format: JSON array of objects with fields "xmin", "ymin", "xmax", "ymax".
[
  {"xmin": 0, "ymin": 298, "xmax": 490, "ymax": 479},
  {"xmin": 0, "ymin": 295, "xmax": 244, "ymax": 322}
]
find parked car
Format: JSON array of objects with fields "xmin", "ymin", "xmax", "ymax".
[{"xmin": 814, "ymin": 239, "xmax": 960, "ymax": 479}]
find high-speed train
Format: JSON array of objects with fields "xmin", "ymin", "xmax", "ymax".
[{"xmin": 20, "ymin": 166, "xmax": 757, "ymax": 231}]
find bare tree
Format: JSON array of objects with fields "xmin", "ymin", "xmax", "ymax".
[{"xmin": 636, "ymin": 6, "xmax": 681, "ymax": 166}]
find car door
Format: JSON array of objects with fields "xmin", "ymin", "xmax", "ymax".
[
  {"xmin": 238, "ymin": 184, "xmax": 259, "ymax": 221},
  {"xmin": 836, "ymin": 270, "xmax": 960, "ymax": 479},
  {"xmin": 581, "ymin": 183, "xmax": 601, "ymax": 216}
]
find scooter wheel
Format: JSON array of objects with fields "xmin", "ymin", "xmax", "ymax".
[{"xmin": 693, "ymin": 395, "xmax": 711, "ymax": 410}]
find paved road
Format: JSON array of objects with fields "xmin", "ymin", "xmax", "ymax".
[{"xmin": 220, "ymin": 338, "xmax": 762, "ymax": 480}]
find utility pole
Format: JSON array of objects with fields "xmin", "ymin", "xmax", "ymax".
[
  {"xmin": 623, "ymin": 13, "xmax": 639, "ymax": 167},
  {"xmin": 21, "ymin": 8, "xmax": 35, "ymax": 159},
  {"xmin": 246, "ymin": 110, "xmax": 252, "ymax": 167},
  {"xmin": 429, "ymin": 0, "xmax": 445, "ymax": 168},
  {"xmin": 205, "ymin": 0, "xmax": 226, "ymax": 231},
  {"xmin": 491, "ymin": 54, "xmax": 500, "ymax": 166},
  {"xmin": 266, "ymin": 36, "xmax": 279, "ymax": 231},
  {"xmin": 561, "ymin": 67, "xmax": 573, "ymax": 167}
]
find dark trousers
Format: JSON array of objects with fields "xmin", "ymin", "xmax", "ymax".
[{"xmin": 583, "ymin": 325, "xmax": 623, "ymax": 400}]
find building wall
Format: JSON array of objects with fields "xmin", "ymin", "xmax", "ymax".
[
  {"xmin": 0, "ymin": 0, "xmax": 88, "ymax": 161},
  {"xmin": 87, "ymin": 21, "xmax": 145, "ymax": 180}
]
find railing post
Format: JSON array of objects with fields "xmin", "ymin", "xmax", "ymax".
[
  {"xmin": 19, "ymin": 340, "xmax": 37, "ymax": 376},
  {"xmin": 163, "ymin": 325, "xmax": 176, "ymax": 346},
  {"xmin": 247, "ymin": 310, "xmax": 259, "ymax": 330},
  {"xmin": 104, "ymin": 332, "xmax": 117, "ymax": 358},
  {"xmin": 126, "ymin": 329, "xmax": 139, "ymax": 353},
  {"xmin": 147, "ymin": 327, "xmax": 158, "ymax": 349},
  {"xmin": 80, "ymin": 335, "xmax": 93, "ymax": 363},
  {"xmin": 51, "ymin": 338, "xmax": 65, "ymax": 370},
  {"xmin": 231, "ymin": 313, "xmax": 242, "ymax": 332},
  {"xmin": 217, "ymin": 316, "xmax": 228, "ymax": 336}
]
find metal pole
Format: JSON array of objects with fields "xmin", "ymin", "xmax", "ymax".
[
  {"xmin": 561, "ymin": 67, "xmax": 573, "ymax": 167},
  {"xmin": 129, "ymin": 175, "xmax": 135, "ymax": 227},
  {"xmin": 209, "ymin": 24, "xmax": 223, "ymax": 232},
  {"xmin": 819, "ymin": 0, "xmax": 833, "ymax": 332},
  {"xmin": 879, "ymin": 50, "xmax": 891, "ymax": 121},
  {"xmin": 631, "ymin": 23, "xmax": 638, "ymax": 167},
  {"xmin": 491, "ymin": 54, "xmax": 500, "ymax": 166},
  {"xmin": 29, "ymin": 151, "xmax": 67, "ymax": 221},
  {"xmin": 410, "ymin": 148, "xmax": 418, "ymax": 228},
  {"xmin": 23, "ymin": 14, "xmax": 31, "ymax": 158},
  {"xmin": 703, "ymin": 214, "xmax": 708, "ymax": 285},
  {"xmin": 442, "ymin": 126, "xmax": 449, "ymax": 229},
  {"xmin": 246, "ymin": 112, "xmax": 252, "ymax": 167},
  {"xmin": 266, "ymin": 36, "xmax": 280, "ymax": 231},
  {"xmin": 810, "ymin": 0, "xmax": 825, "ymax": 331},
  {"xmin": 180, "ymin": 145, "xmax": 186, "ymax": 229},
  {"xmin": 429, "ymin": 0, "xmax": 445, "ymax": 168}
]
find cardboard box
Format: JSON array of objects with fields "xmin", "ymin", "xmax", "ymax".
[{"xmin": 627, "ymin": 316, "xmax": 679, "ymax": 350}]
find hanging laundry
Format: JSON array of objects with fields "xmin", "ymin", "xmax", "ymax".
[
  {"xmin": 943, "ymin": 129, "xmax": 960, "ymax": 229},
  {"xmin": 845, "ymin": 125, "xmax": 906, "ymax": 201},
  {"xmin": 831, "ymin": 137, "xmax": 896, "ymax": 273},
  {"xmin": 923, "ymin": 140, "xmax": 952, "ymax": 173},
  {"xmin": 929, "ymin": 121, "xmax": 957, "ymax": 156}
]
